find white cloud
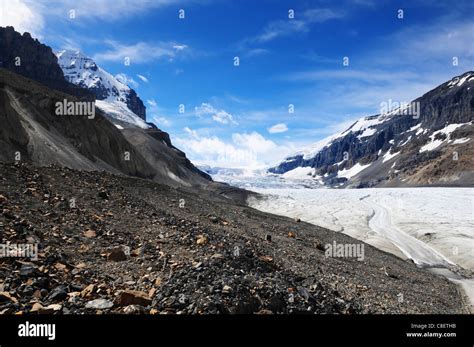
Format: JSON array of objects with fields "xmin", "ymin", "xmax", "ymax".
[
  {"xmin": 0, "ymin": 0, "xmax": 44, "ymax": 38},
  {"xmin": 255, "ymin": 8, "xmax": 345, "ymax": 43},
  {"xmin": 1, "ymin": 0, "xmax": 198, "ymax": 38},
  {"xmin": 194, "ymin": 103, "xmax": 238, "ymax": 125},
  {"xmin": 153, "ymin": 116, "xmax": 171, "ymax": 127},
  {"xmin": 173, "ymin": 44, "xmax": 188, "ymax": 51},
  {"xmin": 137, "ymin": 74, "xmax": 148, "ymax": 83},
  {"xmin": 147, "ymin": 99, "xmax": 157, "ymax": 107},
  {"xmin": 115, "ymin": 73, "xmax": 139, "ymax": 89},
  {"xmin": 268, "ymin": 123, "xmax": 288, "ymax": 134},
  {"xmin": 94, "ymin": 40, "xmax": 187, "ymax": 64},
  {"xmin": 175, "ymin": 129, "xmax": 295, "ymax": 169},
  {"xmin": 29, "ymin": 0, "xmax": 185, "ymax": 22}
]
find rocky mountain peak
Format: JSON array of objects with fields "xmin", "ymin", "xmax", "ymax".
[
  {"xmin": 0, "ymin": 26, "xmax": 93, "ymax": 100},
  {"xmin": 56, "ymin": 49, "xmax": 147, "ymax": 124}
]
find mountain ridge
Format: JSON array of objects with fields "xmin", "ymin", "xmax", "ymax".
[{"xmin": 270, "ymin": 71, "xmax": 474, "ymax": 187}]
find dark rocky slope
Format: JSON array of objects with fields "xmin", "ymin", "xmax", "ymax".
[
  {"xmin": 0, "ymin": 163, "xmax": 465, "ymax": 314},
  {"xmin": 0, "ymin": 67, "xmax": 210, "ymax": 187}
]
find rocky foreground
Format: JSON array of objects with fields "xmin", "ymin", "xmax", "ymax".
[{"xmin": 0, "ymin": 163, "xmax": 465, "ymax": 314}]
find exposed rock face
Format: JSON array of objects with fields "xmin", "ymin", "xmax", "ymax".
[
  {"xmin": 125, "ymin": 88, "xmax": 146, "ymax": 121},
  {"xmin": 0, "ymin": 26, "xmax": 92, "ymax": 100},
  {"xmin": 0, "ymin": 27, "xmax": 211, "ymax": 187},
  {"xmin": 0, "ymin": 67, "xmax": 211, "ymax": 186},
  {"xmin": 270, "ymin": 72, "xmax": 474, "ymax": 187}
]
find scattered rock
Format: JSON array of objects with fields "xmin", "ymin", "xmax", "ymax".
[
  {"xmin": 83, "ymin": 229, "xmax": 97, "ymax": 238},
  {"xmin": 0, "ymin": 291, "xmax": 18, "ymax": 303},
  {"xmin": 20, "ymin": 264, "xmax": 37, "ymax": 277},
  {"xmin": 48, "ymin": 286, "xmax": 68, "ymax": 301},
  {"xmin": 259, "ymin": 255, "xmax": 273, "ymax": 263},
  {"xmin": 130, "ymin": 247, "xmax": 143, "ymax": 257},
  {"xmin": 288, "ymin": 232, "xmax": 296, "ymax": 238},
  {"xmin": 117, "ymin": 290, "xmax": 152, "ymax": 307},
  {"xmin": 222, "ymin": 285, "xmax": 232, "ymax": 294},
  {"xmin": 85, "ymin": 298, "xmax": 114, "ymax": 310},
  {"xmin": 98, "ymin": 191, "xmax": 109, "ymax": 199},
  {"xmin": 196, "ymin": 235, "xmax": 208, "ymax": 246},
  {"xmin": 42, "ymin": 304, "xmax": 62, "ymax": 314},
  {"xmin": 30, "ymin": 302, "xmax": 44, "ymax": 313},
  {"xmin": 265, "ymin": 234, "xmax": 272, "ymax": 242},
  {"xmin": 123, "ymin": 305, "xmax": 146, "ymax": 314},
  {"xmin": 107, "ymin": 247, "xmax": 127, "ymax": 262},
  {"xmin": 81, "ymin": 284, "xmax": 95, "ymax": 298}
]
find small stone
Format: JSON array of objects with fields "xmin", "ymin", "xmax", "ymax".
[
  {"xmin": 222, "ymin": 285, "xmax": 232, "ymax": 294},
  {"xmin": 0, "ymin": 291, "xmax": 18, "ymax": 303},
  {"xmin": 30, "ymin": 302, "xmax": 43, "ymax": 313},
  {"xmin": 148, "ymin": 288, "xmax": 156, "ymax": 298},
  {"xmin": 54, "ymin": 263, "xmax": 68, "ymax": 271},
  {"xmin": 211, "ymin": 253, "xmax": 224, "ymax": 259},
  {"xmin": 81, "ymin": 284, "xmax": 95, "ymax": 298},
  {"xmin": 48, "ymin": 286, "xmax": 68, "ymax": 301},
  {"xmin": 107, "ymin": 247, "xmax": 127, "ymax": 262},
  {"xmin": 123, "ymin": 305, "xmax": 145, "ymax": 314},
  {"xmin": 0, "ymin": 308, "xmax": 14, "ymax": 314},
  {"xmin": 98, "ymin": 191, "xmax": 109, "ymax": 199},
  {"xmin": 20, "ymin": 264, "xmax": 36, "ymax": 277},
  {"xmin": 288, "ymin": 232, "xmax": 296, "ymax": 238},
  {"xmin": 47, "ymin": 304, "xmax": 62, "ymax": 312},
  {"xmin": 117, "ymin": 290, "xmax": 152, "ymax": 307},
  {"xmin": 259, "ymin": 255, "xmax": 273, "ymax": 263},
  {"xmin": 196, "ymin": 235, "xmax": 208, "ymax": 246},
  {"xmin": 85, "ymin": 298, "xmax": 114, "ymax": 310},
  {"xmin": 75, "ymin": 262, "xmax": 87, "ymax": 269},
  {"xmin": 38, "ymin": 304, "xmax": 62, "ymax": 314},
  {"xmin": 316, "ymin": 242, "xmax": 326, "ymax": 251},
  {"xmin": 193, "ymin": 261, "xmax": 203, "ymax": 269},
  {"xmin": 83, "ymin": 230, "xmax": 97, "ymax": 238},
  {"xmin": 265, "ymin": 234, "xmax": 272, "ymax": 242}
]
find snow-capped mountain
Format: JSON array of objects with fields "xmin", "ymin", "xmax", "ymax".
[
  {"xmin": 270, "ymin": 71, "xmax": 474, "ymax": 187},
  {"xmin": 55, "ymin": 49, "xmax": 149, "ymax": 129}
]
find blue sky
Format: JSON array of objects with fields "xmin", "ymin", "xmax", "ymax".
[{"xmin": 2, "ymin": 0, "xmax": 473, "ymax": 169}]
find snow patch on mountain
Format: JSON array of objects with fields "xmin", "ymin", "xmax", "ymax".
[
  {"xmin": 337, "ymin": 162, "xmax": 371, "ymax": 179},
  {"xmin": 56, "ymin": 49, "xmax": 149, "ymax": 129},
  {"xmin": 447, "ymin": 72, "xmax": 474, "ymax": 88},
  {"xmin": 282, "ymin": 167, "xmax": 318, "ymax": 180},
  {"xmin": 96, "ymin": 100, "xmax": 149, "ymax": 129},
  {"xmin": 420, "ymin": 122, "xmax": 471, "ymax": 153},
  {"xmin": 382, "ymin": 149, "xmax": 401, "ymax": 163}
]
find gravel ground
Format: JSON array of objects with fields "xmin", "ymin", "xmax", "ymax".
[{"xmin": 0, "ymin": 163, "xmax": 465, "ymax": 314}]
